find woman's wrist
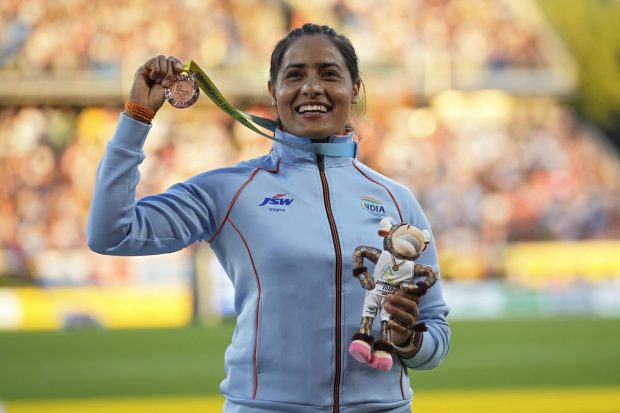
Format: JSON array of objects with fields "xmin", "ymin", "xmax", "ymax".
[
  {"xmin": 393, "ymin": 330, "xmax": 423, "ymax": 359},
  {"xmin": 124, "ymin": 102, "xmax": 156, "ymax": 124}
]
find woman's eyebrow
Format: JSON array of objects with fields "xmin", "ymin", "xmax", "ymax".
[
  {"xmin": 317, "ymin": 62, "xmax": 341, "ymax": 69},
  {"xmin": 284, "ymin": 63, "xmax": 306, "ymax": 70},
  {"xmin": 283, "ymin": 62, "xmax": 342, "ymax": 70}
]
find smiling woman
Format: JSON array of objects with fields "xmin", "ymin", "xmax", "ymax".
[
  {"xmin": 267, "ymin": 34, "xmax": 360, "ymax": 139},
  {"xmin": 86, "ymin": 23, "xmax": 450, "ymax": 413}
]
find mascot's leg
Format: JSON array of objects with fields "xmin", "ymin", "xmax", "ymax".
[
  {"xmin": 369, "ymin": 303, "xmax": 394, "ymax": 371},
  {"xmin": 349, "ymin": 316, "xmax": 374, "ymax": 364},
  {"xmin": 349, "ymin": 292, "xmax": 379, "ymax": 364}
]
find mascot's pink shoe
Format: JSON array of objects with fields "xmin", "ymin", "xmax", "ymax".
[
  {"xmin": 369, "ymin": 350, "xmax": 393, "ymax": 371},
  {"xmin": 348, "ymin": 340, "xmax": 372, "ymax": 364}
]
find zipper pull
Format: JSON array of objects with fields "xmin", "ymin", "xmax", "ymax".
[{"xmin": 317, "ymin": 154, "xmax": 325, "ymax": 171}]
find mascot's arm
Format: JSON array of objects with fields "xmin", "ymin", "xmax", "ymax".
[
  {"xmin": 401, "ymin": 264, "xmax": 438, "ymax": 296},
  {"xmin": 352, "ymin": 246, "xmax": 382, "ymax": 290}
]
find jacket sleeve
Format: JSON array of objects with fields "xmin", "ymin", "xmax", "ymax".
[
  {"xmin": 398, "ymin": 191, "xmax": 451, "ymax": 370},
  {"xmin": 87, "ymin": 114, "xmax": 216, "ymax": 256}
]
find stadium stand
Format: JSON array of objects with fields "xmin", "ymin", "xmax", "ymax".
[{"xmin": 1, "ymin": 0, "xmax": 619, "ymax": 295}]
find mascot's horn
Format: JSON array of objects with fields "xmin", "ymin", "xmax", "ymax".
[
  {"xmin": 378, "ymin": 217, "xmax": 395, "ymax": 237},
  {"xmin": 421, "ymin": 229, "xmax": 431, "ymax": 251}
]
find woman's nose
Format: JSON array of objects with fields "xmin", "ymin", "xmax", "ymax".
[{"xmin": 301, "ymin": 75, "xmax": 323, "ymax": 95}]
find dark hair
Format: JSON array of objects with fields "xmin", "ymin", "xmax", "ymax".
[{"xmin": 269, "ymin": 23, "xmax": 361, "ymax": 84}]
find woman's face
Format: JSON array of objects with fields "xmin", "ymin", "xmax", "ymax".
[{"xmin": 269, "ymin": 35, "xmax": 360, "ymax": 139}]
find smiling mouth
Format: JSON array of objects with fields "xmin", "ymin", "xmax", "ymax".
[{"xmin": 296, "ymin": 104, "xmax": 330, "ymax": 114}]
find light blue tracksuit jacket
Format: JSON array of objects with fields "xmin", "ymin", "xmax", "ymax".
[{"xmin": 87, "ymin": 114, "xmax": 451, "ymax": 413}]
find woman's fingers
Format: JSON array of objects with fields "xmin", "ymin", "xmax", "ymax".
[
  {"xmin": 169, "ymin": 56, "xmax": 184, "ymax": 72},
  {"xmin": 145, "ymin": 56, "xmax": 159, "ymax": 81},
  {"xmin": 162, "ymin": 57, "xmax": 182, "ymax": 88},
  {"xmin": 156, "ymin": 55, "xmax": 169, "ymax": 83},
  {"xmin": 384, "ymin": 301, "xmax": 416, "ymax": 329},
  {"xmin": 387, "ymin": 319, "xmax": 410, "ymax": 336},
  {"xmin": 143, "ymin": 55, "xmax": 175, "ymax": 83},
  {"xmin": 385, "ymin": 290, "xmax": 422, "ymax": 346},
  {"xmin": 385, "ymin": 291, "xmax": 420, "ymax": 328},
  {"xmin": 162, "ymin": 58, "xmax": 174, "ymax": 87}
]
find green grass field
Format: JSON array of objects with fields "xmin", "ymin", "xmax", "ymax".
[{"xmin": 1, "ymin": 317, "xmax": 619, "ymax": 412}]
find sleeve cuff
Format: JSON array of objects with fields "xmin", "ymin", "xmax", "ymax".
[
  {"xmin": 399, "ymin": 330, "xmax": 436, "ymax": 368},
  {"xmin": 393, "ymin": 331, "xmax": 419, "ymax": 354},
  {"xmin": 110, "ymin": 113, "xmax": 152, "ymax": 151}
]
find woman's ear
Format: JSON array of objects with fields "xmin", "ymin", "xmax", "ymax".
[
  {"xmin": 351, "ymin": 79, "xmax": 361, "ymax": 104},
  {"xmin": 268, "ymin": 80, "xmax": 277, "ymax": 106}
]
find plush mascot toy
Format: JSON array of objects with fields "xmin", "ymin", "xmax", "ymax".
[{"xmin": 348, "ymin": 217, "xmax": 438, "ymax": 370}]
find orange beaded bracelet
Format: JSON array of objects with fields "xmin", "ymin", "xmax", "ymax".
[{"xmin": 124, "ymin": 102, "xmax": 156, "ymax": 123}]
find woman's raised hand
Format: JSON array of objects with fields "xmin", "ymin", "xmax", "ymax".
[{"xmin": 128, "ymin": 55, "xmax": 184, "ymax": 113}]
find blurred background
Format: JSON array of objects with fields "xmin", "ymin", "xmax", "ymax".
[{"xmin": 0, "ymin": 0, "xmax": 619, "ymax": 412}]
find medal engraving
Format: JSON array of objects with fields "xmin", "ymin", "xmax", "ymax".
[{"xmin": 164, "ymin": 72, "xmax": 199, "ymax": 108}]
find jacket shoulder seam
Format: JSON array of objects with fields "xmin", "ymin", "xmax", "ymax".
[
  {"xmin": 207, "ymin": 160, "xmax": 280, "ymax": 243},
  {"xmin": 352, "ymin": 160, "xmax": 404, "ymax": 222}
]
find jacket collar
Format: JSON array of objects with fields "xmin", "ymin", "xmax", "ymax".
[{"xmin": 271, "ymin": 129, "xmax": 356, "ymax": 167}]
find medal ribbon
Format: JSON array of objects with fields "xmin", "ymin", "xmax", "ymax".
[{"xmin": 183, "ymin": 60, "xmax": 358, "ymax": 158}]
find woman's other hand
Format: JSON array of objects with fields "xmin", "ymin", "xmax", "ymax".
[{"xmin": 384, "ymin": 287, "xmax": 420, "ymax": 347}]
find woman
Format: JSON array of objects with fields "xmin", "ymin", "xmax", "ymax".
[{"xmin": 88, "ymin": 23, "xmax": 450, "ymax": 413}]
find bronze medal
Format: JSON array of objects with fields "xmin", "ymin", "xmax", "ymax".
[{"xmin": 164, "ymin": 72, "xmax": 200, "ymax": 108}]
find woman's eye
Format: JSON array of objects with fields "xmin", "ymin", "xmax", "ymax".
[
  {"xmin": 285, "ymin": 72, "xmax": 301, "ymax": 79},
  {"xmin": 323, "ymin": 71, "xmax": 340, "ymax": 77}
]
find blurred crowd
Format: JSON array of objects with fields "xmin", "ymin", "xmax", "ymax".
[
  {"xmin": 373, "ymin": 94, "xmax": 620, "ymax": 278},
  {"xmin": 1, "ymin": 96, "xmax": 619, "ymax": 284},
  {"xmin": 0, "ymin": 0, "xmax": 547, "ymax": 75},
  {"xmin": 0, "ymin": 0, "xmax": 618, "ymax": 286}
]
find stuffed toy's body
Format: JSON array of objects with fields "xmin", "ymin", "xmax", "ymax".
[{"xmin": 348, "ymin": 218, "xmax": 438, "ymax": 371}]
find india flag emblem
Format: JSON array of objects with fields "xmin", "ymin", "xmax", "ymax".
[{"xmin": 360, "ymin": 196, "xmax": 386, "ymax": 218}]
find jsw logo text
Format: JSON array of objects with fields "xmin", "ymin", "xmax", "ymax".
[{"xmin": 258, "ymin": 193, "xmax": 294, "ymax": 208}]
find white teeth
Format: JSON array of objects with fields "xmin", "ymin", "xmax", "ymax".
[{"xmin": 297, "ymin": 104, "xmax": 328, "ymax": 113}]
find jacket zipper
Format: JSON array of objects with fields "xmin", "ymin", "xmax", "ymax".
[{"xmin": 317, "ymin": 154, "xmax": 343, "ymax": 413}]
